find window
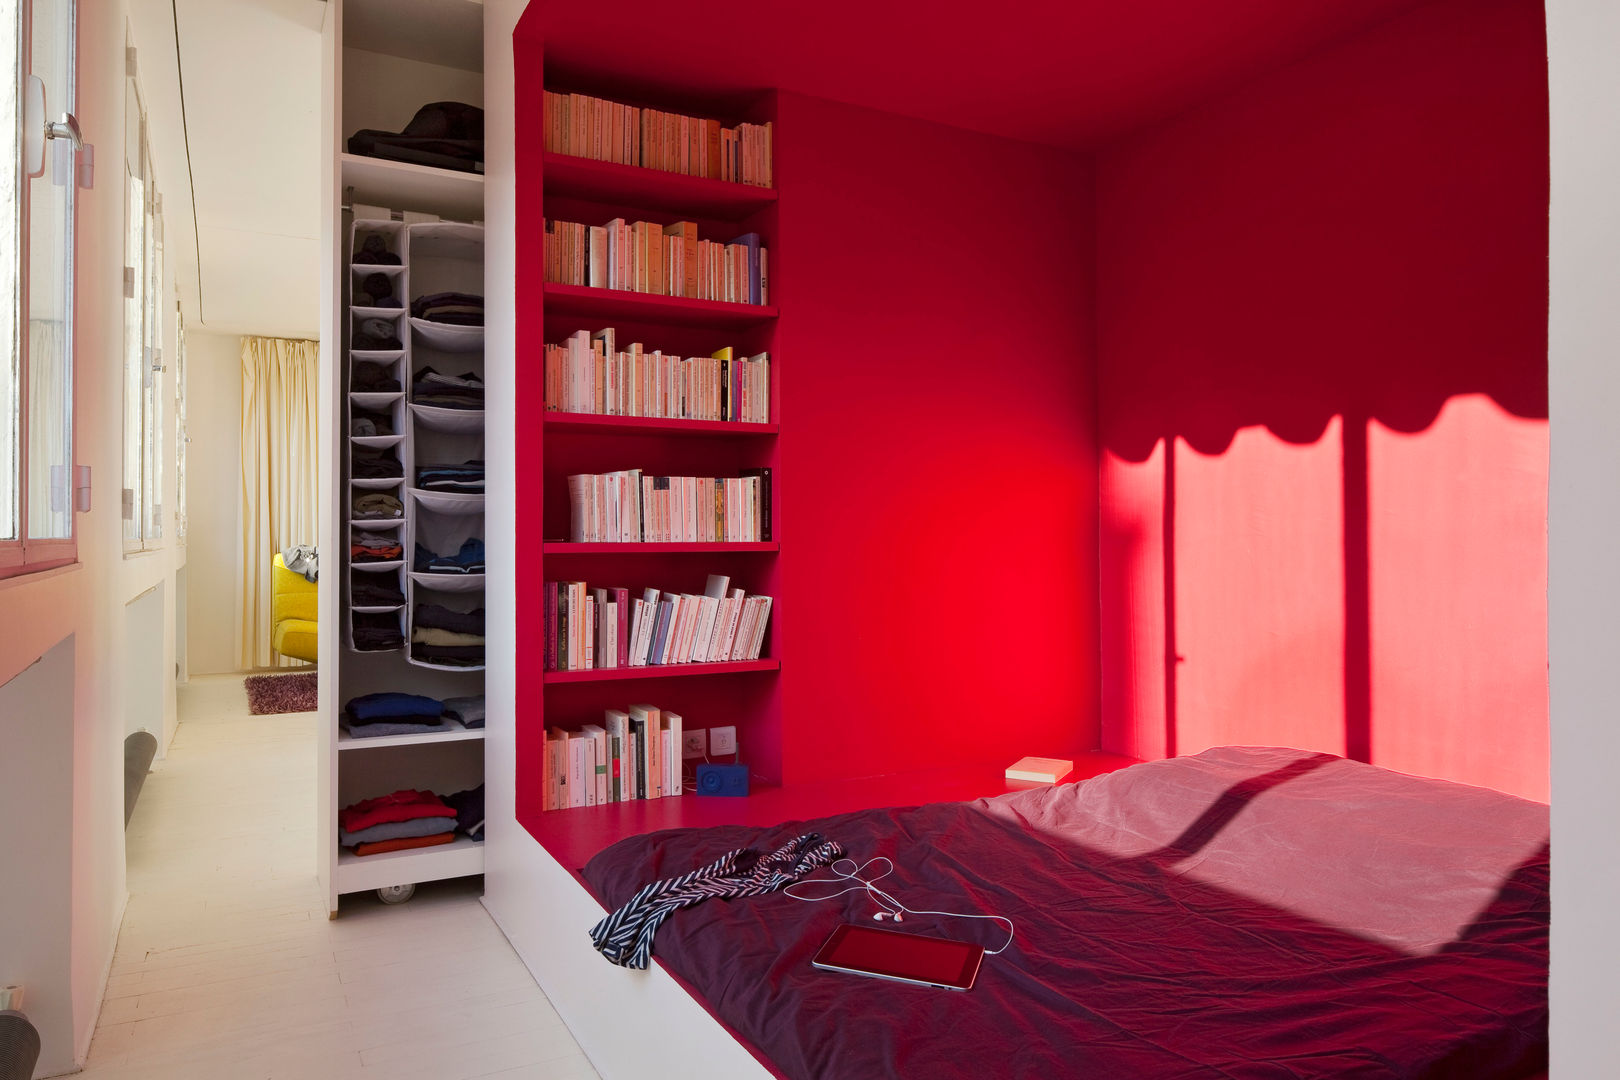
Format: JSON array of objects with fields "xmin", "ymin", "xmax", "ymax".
[
  {"xmin": 173, "ymin": 303, "xmax": 186, "ymax": 541},
  {"xmin": 2, "ymin": 0, "xmax": 78, "ymax": 577},
  {"xmin": 123, "ymin": 37, "xmax": 164, "ymax": 552}
]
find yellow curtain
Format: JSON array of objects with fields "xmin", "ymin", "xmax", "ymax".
[{"xmin": 238, "ymin": 336, "xmax": 319, "ymax": 669}]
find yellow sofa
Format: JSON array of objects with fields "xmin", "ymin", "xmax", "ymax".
[{"xmin": 272, "ymin": 554, "xmax": 318, "ymax": 662}]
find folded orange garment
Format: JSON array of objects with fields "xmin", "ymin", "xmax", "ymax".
[{"xmin": 352, "ymin": 831, "xmax": 456, "ymax": 857}]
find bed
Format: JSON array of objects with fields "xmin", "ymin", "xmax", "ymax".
[{"xmin": 582, "ymin": 746, "xmax": 1549, "ymax": 1079}]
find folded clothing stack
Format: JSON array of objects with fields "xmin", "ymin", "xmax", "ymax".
[
  {"xmin": 443, "ymin": 784, "xmax": 485, "ymax": 841},
  {"xmin": 352, "ymin": 362, "xmax": 402, "ymax": 393},
  {"xmin": 351, "ymin": 610, "xmax": 404, "ymax": 652},
  {"xmin": 353, "ymin": 234, "xmax": 402, "ymax": 266},
  {"xmin": 342, "ymin": 692, "xmax": 449, "ymax": 739},
  {"xmin": 356, "ymin": 272, "xmax": 401, "ymax": 308},
  {"xmin": 354, "ymin": 317, "xmax": 403, "ymax": 351},
  {"xmin": 414, "ymin": 538, "xmax": 484, "ymax": 574},
  {"xmin": 443, "ymin": 695, "xmax": 485, "ymax": 730},
  {"xmin": 352, "ymin": 447, "xmax": 402, "ymax": 479},
  {"xmin": 347, "ymin": 102, "xmax": 484, "ymax": 174},
  {"xmin": 338, "ymin": 788, "xmax": 457, "ymax": 855},
  {"xmin": 350, "ymin": 576, "xmax": 405, "ymax": 608},
  {"xmin": 351, "ymin": 530, "xmax": 402, "ymax": 563},
  {"xmin": 350, "ymin": 409, "xmax": 394, "ymax": 437},
  {"xmin": 417, "ymin": 460, "xmax": 484, "ymax": 493},
  {"xmin": 412, "ymin": 603, "xmax": 485, "ymax": 667},
  {"xmin": 411, "ymin": 291, "xmax": 484, "ymax": 326},
  {"xmin": 413, "ymin": 367, "xmax": 483, "ymax": 410},
  {"xmin": 352, "ymin": 491, "xmax": 403, "ymax": 520}
]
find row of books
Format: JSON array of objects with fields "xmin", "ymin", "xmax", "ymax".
[
  {"xmin": 544, "ymin": 218, "xmax": 767, "ymax": 306},
  {"xmin": 545, "ymin": 328, "xmax": 770, "ymax": 423},
  {"xmin": 545, "ymin": 574, "xmax": 772, "ymax": 671},
  {"xmin": 567, "ymin": 469, "xmax": 770, "ymax": 544},
  {"xmin": 543, "ymin": 704, "xmax": 685, "ymax": 810},
  {"xmin": 543, "ymin": 90, "xmax": 773, "ymax": 187}
]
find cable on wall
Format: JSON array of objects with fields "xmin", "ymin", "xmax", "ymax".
[{"xmin": 170, "ymin": 0, "xmax": 206, "ymax": 325}]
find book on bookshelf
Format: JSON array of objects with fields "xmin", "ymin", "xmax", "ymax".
[
  {"xmin": 543, "ymin": 89, "xmax": 772, "ymax": 187},
  {"xmin": 545, "ymin": 329, "xmax": 769, "ymax": 422},
  {"xmin": 566, "ymin": 470, "xmax": 769, "ymax": 543},
  {"xmin": 544, "ymin": 218, "xmax": 767, "ymax": 305},
  {"xmin": 545, "ymin": 575, "xmax": 772, "ymax": 671},
  {"xmin": 543, "ymin": 703, "xmax": 702, "ymax": 812}
]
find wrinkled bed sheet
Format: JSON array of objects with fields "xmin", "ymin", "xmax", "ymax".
[{"xmin": 583, "ymin": 747, "xmax": 1549, "ymax": 1080}]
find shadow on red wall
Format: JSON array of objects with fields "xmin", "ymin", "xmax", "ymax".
[{"xmin": 1096, "ymin": 0, "xmax": 1550, "ymax": 800}]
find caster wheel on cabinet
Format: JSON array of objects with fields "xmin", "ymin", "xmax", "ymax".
[{"xmin": 376, "ymin": 883, "xmax": 416, "ymax": 905}]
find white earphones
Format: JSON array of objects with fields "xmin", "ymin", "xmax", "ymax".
[{"xmin": 785, "ymin": 856, "xmax": 1014, "ymax": 954}]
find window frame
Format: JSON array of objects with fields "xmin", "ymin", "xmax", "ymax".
[
  {"xmin": 1, "ymin": 0, "xmax": 79, "ymax": 580},
  {"xmin": 121, "ymin": 35, "xmax": 164, "ymax": 555}
]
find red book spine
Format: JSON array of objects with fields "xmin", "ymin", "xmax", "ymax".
[
  {"xmin": 615, "ymin": 587, "xmax": 630, "ymax": 668},
  {"xmin": 545, "ymin": 581, "xmax": 559, "ymax": 671}
]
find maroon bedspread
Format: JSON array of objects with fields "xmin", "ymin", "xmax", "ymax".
[{"xmin": 583, "ymin": 747, "xmax": 1549, "ymax": 1080}]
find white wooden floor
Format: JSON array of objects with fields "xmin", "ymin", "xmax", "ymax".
[{"xmin": 77, "ymin": 674, "xmax": 600, "ymax": 1080}]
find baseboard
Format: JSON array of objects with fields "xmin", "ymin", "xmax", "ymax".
[{"xmin": 60, "ymin": 887, "xmax": 130, "ymax": 1075}]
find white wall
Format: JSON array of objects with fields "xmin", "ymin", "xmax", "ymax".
[
  {"xmin": 0, "ymin": 639, "xmax": 75, "ymax": 1075},
  {"xmin": 124, "ymin": 586, "xmax": 165, "ymax": 738},
  {"xmin": 0, "ymin": 2, "xmax": 191, "ymax": 1072},
  {"xmin": 183, "ymin": 330, "xmax": 243, "ymax": 675},
  {"xmin": 1547, "ymin": 0, "xmax": 1620, "ymax": 1074},
  {"xmin": 341, "ymin": 47, "xmax": 484, "ymax": 145}
]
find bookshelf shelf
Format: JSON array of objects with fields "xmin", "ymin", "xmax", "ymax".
[
  {"xmin": 543, "ymin": 659, "xmax": 780, "ymax": 684},
  {"xmin": 542, "ymin": 151, "xmax": 777, "ymax": 218},
  {"xmin": 543, "ymin": 284, "xmax": 778, "ymax": 328},
  {"xmin": 541, "ymin": 542, "xmax": 777, "ymax": 555},
  {"xmin": 543, "ymin": 414, "xmax": 778, "ymax": 438}
]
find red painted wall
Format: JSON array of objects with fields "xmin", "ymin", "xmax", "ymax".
[
  {"xmin": 1095, "ymin": 0, "xmax": 1550, "ymax": 800},
  {"xmin": 773, "ymin": 93, "xmax": 1098, "ymax": 784}
]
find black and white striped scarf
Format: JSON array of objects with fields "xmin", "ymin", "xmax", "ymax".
[{"xmin": 590, "ymin": 833, "xmax": 845, "ymax": 969}]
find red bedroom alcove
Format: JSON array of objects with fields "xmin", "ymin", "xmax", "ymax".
[{"xmin": 511, "ymin": 0, "xmax": 1553, "ymax": 857}]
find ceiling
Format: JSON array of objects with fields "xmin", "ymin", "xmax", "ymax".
[
  {"xmin": 122, "ymin": 0, "xmax": 1431, "ymax": 342},
  {"xmin": 528, "ymin": 0, "xmax": 1426, "ymax": 149},
  {"xmin": 128, "ymin": 0, "xmax": 325, "ymax": 341}
]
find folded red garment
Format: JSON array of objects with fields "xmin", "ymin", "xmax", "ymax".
[
  {"xmin": 340, "ymin": 788, "xmax": 457, "ymax": 833},
  {"xmin": 352, "ymin": 832, "xmax": 456, "ymax": 857}
]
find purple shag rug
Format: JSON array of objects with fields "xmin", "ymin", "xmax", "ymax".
[{"xmin": 244, "ymin": 672, "xmax": 318, "ymax": 715}]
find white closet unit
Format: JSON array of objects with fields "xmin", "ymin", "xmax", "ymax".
[{"xmin": 319, "ymin": 0, "xmax": 488, "ymax": 916}]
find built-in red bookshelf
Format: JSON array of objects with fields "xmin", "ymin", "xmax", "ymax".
[{"xmin": 524, "ymin": 75, "xmax": 784, "ymax": 837}]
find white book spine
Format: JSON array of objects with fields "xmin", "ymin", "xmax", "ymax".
[
  {"xmin": 748, "ymin": 596, "xmax": 773, "ymax": 659},
  {"xmin": 667, "ymin": 712, "xmax": 683, "ymax": 796},
  {"xmin": 569, "ymin": 736, "xmax": 586, "ymax": 808}
]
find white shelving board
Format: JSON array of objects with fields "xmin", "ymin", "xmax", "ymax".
[
  {"xmin": 342, "ymin": 153, "xmax": 485, "ymax": 222},
  {"xmin": 339, "ymin": 720, "xmax": 486, "ymax": 750},
  {"xmin": 335, "ymin": 834, "xmax": 485, "ymax": 895}
]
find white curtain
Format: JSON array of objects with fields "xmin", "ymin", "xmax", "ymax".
[
  {"xmin": 237, "ymin": 336, "xmax": 319, "ymax": 669},
  {"xmin": 27, "ymin": 318, "xmax": 70, "ymax": 538}
]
